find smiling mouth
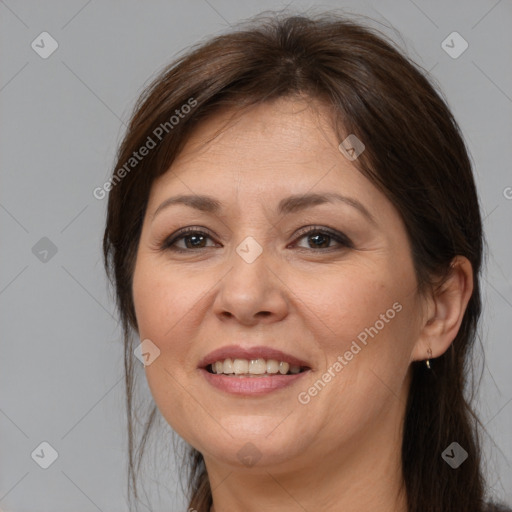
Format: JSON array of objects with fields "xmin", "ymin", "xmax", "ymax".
[{"xmin": 206, "ymin": 358, "xmax": 311, "ymax": 376}]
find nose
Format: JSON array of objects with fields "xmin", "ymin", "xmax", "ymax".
[{"xmin": 213, "ymin": 245, "xmax": 289, "ymax": 326}]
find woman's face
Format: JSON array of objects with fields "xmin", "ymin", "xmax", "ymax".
[{"xmin": 132, "ymin": 97, "xmax": 428, "ymax": 473}]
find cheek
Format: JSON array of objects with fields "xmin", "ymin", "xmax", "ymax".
[
  {"xmin": 296, "ymin": 269, "xmax": 398, "ymax": 347},
  {"xmin": 296, "ymin": 270, "xmax": 416, "ymax": 431},
  {"xmin": 132, "ymin": 256, "xmax": 197, "ymax": 340},
  {"xmin": 132, "ymin": 257, "xmax": 204, "ymax": 435},
  {"xmin": 294, "ymin": 259, "xmax": 418, "ymax": 381}
]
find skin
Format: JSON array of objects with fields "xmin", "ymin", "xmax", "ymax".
[{"xmin": 132, "ymin": 96, "xmax": 473, "ymax": 512}]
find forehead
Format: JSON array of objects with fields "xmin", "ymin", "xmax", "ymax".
[
  {"xmin": 156, "ymin": 99, "xmax": 343, "ymax": 181},
  {"xmin": 146, "ymin": 97, "xmax": 393, "ymax": 225},
  {"xmin": 171, "ymin": 97, "xmax": 339, "ymax": 166}
]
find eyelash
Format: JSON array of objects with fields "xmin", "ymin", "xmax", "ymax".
[{"xmin": 159, "ymin": 225, "xmax": 353, "ymax": 253}]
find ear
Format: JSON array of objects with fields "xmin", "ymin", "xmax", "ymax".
[{"xmin": 411, "ymin": 256, "xmax": 474, "ymax": 362}]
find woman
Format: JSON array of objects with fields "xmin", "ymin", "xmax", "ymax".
[{"xmin": 102, "ymin": 11, "xmax": 510, "ymax": 512}]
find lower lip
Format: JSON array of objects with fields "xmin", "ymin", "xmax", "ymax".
[{"xmin": 199, "ymin": 368, "xmax": 310, "ymax": 396}]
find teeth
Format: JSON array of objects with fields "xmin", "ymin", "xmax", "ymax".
[
  {"xmin": 249, "ymin": 358, "xmax": 266, "ymax": 374},
  {"xmin": 233, "ymin": 359, "xmax": 249, "ymax": 374},
  {"xmin": 266, "ymin": 359, "xmax": 279, "ymax": 374},
  {"xmin": 223, "ymin": 358, "xmax": 234, "ymax": 374},
  {"xmin": 279, "ymin": 361, "xmax": 290, "ymax": 375},
  {"xmin": 209, "ymin": 358, "xmax": 306, "ymax": 376}
]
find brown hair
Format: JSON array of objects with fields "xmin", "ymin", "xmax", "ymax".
[{"xmin": 102, "ymin": 10, "xmax": 505, "ymax": 512}]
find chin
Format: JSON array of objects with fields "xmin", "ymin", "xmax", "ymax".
[{"xmin": 191, "ymin": 421, "xmax": 314, "ymax": 470}]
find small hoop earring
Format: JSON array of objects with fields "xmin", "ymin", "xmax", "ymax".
[{"xmin": 425, "ymin": 347, "xmax": 433, "ymax": 369}]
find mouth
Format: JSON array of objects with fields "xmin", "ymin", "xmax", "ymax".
[{"xmin": 198, "ymin": 345, "xmax": 312, "ymax": 395}]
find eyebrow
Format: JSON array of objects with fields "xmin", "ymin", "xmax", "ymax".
[{"xmin": 151, "ymin": 192, "xmax": 376, "ymax": 225}]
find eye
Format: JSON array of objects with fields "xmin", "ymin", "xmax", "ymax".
[
  {"xmin": 291, "ymin": 226, "xmax": 353, "ymax": 251},
  {"xmin": 159, "ymin": 227, "xmax": 219, "ymax": 252}
]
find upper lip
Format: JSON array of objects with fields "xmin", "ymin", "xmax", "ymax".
[{"xmin": 198, "ymin": 345, "xmax": 312, "ymax": 369}]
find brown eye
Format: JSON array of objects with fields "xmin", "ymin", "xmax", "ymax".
[
  {"xmin": 160, "ymin": 228, "xmax": 218, "ymax": 252},
  {"xmin": 181, "ymin": 233, "xmax": 209, "ymax": 249},
  {"xmin": 292, "ymin": 227, "xmax": 353, "ymax": 251}
]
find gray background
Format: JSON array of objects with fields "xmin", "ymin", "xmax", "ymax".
[{"xmin": 1, "ymin": 1, "xmax": 511, "ymax": 511}]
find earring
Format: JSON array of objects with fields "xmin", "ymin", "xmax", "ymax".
[{"xmin": 425, "ymin": 347, "xmax": 433, "ymax": 369}]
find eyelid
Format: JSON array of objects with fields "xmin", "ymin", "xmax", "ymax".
[
  {"xmin": 290, "ymin": 225, "xmax": 354, "ymax": 249},
  {"xmin": 159, "ymin": 226, "xmax": 217, "ymax": 250}
]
